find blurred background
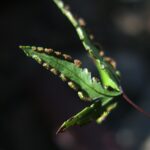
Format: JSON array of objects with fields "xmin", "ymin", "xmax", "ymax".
[{"xmin": 1, "ymin": 0, "xmax": 150, "ymax": 149}]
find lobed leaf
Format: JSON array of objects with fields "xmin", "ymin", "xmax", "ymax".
[
  {"xmin": 19, "ymin": 46, "xmax": 118, "ymax": 101},
  {"xmin": 53, "ymin": 0, "xmax": 122, "ymax": 94},
  {"xmin": 19, "ymin": 0, "xmax": 123, "ymax": 133},
  {"xmin": 56, "ymin": 99, "xmax": 118, "ymax": 134}
]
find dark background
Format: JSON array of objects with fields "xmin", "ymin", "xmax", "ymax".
[{"xmin": 1, "ymin": 0, "xmax": 150, "ymax": 150}]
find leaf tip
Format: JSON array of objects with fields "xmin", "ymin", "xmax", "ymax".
[
  {"xmin": 19, "ymin": 45, "xmax": 23, "ymax": 49},
  {"xmin": 56, "ymin": 125, "xmax": 66, "ymax": 135},
  {"xmin": 19, "ymin": 45, "xmax": 31, "ymax": 56}
]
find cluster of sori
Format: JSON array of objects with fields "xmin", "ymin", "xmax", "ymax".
[{"xmin": 20, "ymin": 45, "xmax": 96, "ymax": 101}]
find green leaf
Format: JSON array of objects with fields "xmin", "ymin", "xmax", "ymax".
[
  {"xmin": 20, "ymin": 46, "xmax": 120, "ymax": 101},
  {"xmin": 56, "ymin": 99, "xmax": 118, "ymax": 134},
  {"xmin": 53, "ymin": 0, "xmax": 122, "ymax": 94},
  {"xmin": 19, "ymin": 0, "xmax": 123, "ymax": 133},
  {"xmin": 53, "ymin": 0, "xmax": 100, "ymax": 59}
]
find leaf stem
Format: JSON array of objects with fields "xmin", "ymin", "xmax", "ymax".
[{"xmin": 122, "ymin": 92, "xmax": 150, "ymax": 118}]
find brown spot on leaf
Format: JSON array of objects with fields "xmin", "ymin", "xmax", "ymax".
[
  {"xmin": 99, "ymin": 51, "xmax": 104, "ymax": 57},
  {"xmin": 55, "ymin": 51, "xmax": 62, "ymax": 56},
  {"xmin": 50, "ymin": 68, "xmax": 58, "ymax": 75},
  {"xmin": 74, "ymin": 59, "xmax": 82, "ymax": 67},
  {"xmin": 31, "ymin": 46, "xmax": 36, "ymax": 51},
  {"xmin": 92, "ymin": 77, "xmax": 100, "ymax": 82},
  {"xmin": 68, "ymin": 81, "xmax": 78, "ymax": 91},
  {"xmin": 63, "ymin": 54, "xmax": 72, "ymax": 61},
  {"xmin": 60, "ymin": 74, "xmax": 67, "ymax": 82},
  {"xmin": 64, "ymin": 5, "xmax": 70, "ymax": 11},
  {"xmin": 44, "ymin": 48, "xmax": 53, "ymax": 54},
  {"xmin": 89, "ymin": 34, "xmax": 94, "ymax": 40},
  {"xmin": 104, "ymin": 57, "xmax": 117, "ymax": 69},
  {"xmin": 78, "ymin": 18, "xmax": 86, "ymax": 26},
  {"xmin": 42, "ymin": 63, "xmax": 49, "ymax": 70},
  {"xmin": 37, "ymin": 47, "xmax": 44, "ymax": 52}
]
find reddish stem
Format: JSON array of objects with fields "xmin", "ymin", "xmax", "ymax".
[{"xmin": 122, "ymin": 92, "xmax": 150, "ymax": 118}]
